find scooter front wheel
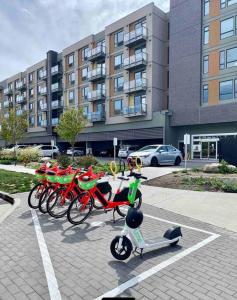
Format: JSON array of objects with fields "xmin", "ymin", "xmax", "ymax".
[{"xmin": 110, "ymin": 236, "xmax": 133, "ymax": 260}]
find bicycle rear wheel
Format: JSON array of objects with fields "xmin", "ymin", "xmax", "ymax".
[
  {"xmin": 47, "ymin": 187, "xmax": 73, "ymax": 219},
  {"xmin": 67, "ymin": 193, "xmax": 93, "ymax": 225},
  {"xmin": 39, "ymin": 185, "xmax": 55, "ymax": 214},
  {"xmin": 116, "ymin": 195, "xmax": 142, "ymax": 218},
  {"xmin": 28, "ymin": 183, "xmax": 45, "ymax": 209}
]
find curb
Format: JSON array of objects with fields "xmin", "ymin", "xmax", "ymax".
[{"xmin": 0, "ymin": 191, "xmax": 21, "ymax": 224}]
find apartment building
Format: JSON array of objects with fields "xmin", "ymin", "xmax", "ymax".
[
  {"xmin": 168, "ymin": 0, "xmax": 237, "ymax": 160},
  {"xmin": 0, "ymin": 3, "xmax": 169, "ymax": 152}
]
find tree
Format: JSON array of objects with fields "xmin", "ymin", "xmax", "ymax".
[
  {"xmin": 55, "ymin": 108, "xmax": 86, "ymax": 161},
  {"xmin": 0, "ymin": 108, "xmax": 28, "ymax": 164}
]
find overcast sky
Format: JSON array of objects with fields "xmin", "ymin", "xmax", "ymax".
[{"xmin": 0, "ymin": 0, "xmax": 169, "ymax": 81}]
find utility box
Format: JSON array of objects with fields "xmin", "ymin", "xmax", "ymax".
[{"xmin": 219, "ymin": 136, "xmax": 237, "ymax": 166}]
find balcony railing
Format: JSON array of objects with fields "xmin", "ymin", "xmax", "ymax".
[
  {"xmin": 39, "ymin": 87, "xmax": 47, "ymax": 95},
  {"xmin": 124, "ymin": 52, "xmax": 147, "ymax": 70},
  {"xmin": 51, "ymin": 65, "xmax": 60, "ymax": 75},
  {"xmin": 123, "ymin": 104, "xmax": 147, "ymax": 117},
  {"xmin": 40, "ymin": 103, "xmax": 47, "ymax": 111},
  {"xmin": 3, "ymin": 88, "xmax": 13, "ymax": 95},
  {"xmin": 87, "ymin": 90, "xmax": 106, "ymax": 101},
  {"xmin": 39, "ymin": 70, "xmax": 47, "ymax": 80},
  {"xmin": 16, "ymin": 81, "xmax": 26, "ymax": 90},
  {"xmin": 3, "ymin": 101, "xmax": 9, "ymax": 108},
  {"xmin": 124, "ymin": 26, "xmax": 147, "ymax": 47},
  {"xmin": 87, "ymin": 67, "xmax": 106, "ymax": 81},
  {"xmin": 51, "ymin": 82, "xmax": 61, "ymax": 92},
  {"xmin": 52, "ymin": 118, "xmax": 59, "ymax": 126},
  {"xmin": 87, "ymin": 111, "xmax": 105, "ymax": 122},
  {"xmin": 16, "ymin": 95, "xmax": 26, "ymax": 103},
  {"xmin": 124, "ymin": 78, "xmax": 147, "ymax": 93},
  {"xmin": 87, "ymin": 45, "xmax": 106, "ymax": 62},
  {"xmin": 52, "ymin": 100, "xmax": 63, "ymax": 109}
]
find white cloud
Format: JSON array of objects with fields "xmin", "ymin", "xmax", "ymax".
[{"xmin": 0, "ymin": 0, "xmax": 169, "ymax": 81}]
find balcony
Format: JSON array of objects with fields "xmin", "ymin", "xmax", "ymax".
[
  {"xmin": 87, "ymin": 67, "xmax": 106, "ymax": 82},
  {"xmin": 87, "ymin": 111, "xmax": 105, "ymax": 122},
  {"xmin": 39, "ymin": 103, "xmax": 47, "ymax": 111},
  {"xmin": 3, "ymin": 101, "xmax": 9, "ymax": 108},
  {"xmin": 124, "ymin": 78, "xmax": 147, "ymax": 94},
  {"xmin": 124, "ymin": 52, "xmax": 147, "ymax": 70},
  {"xmin": 3, "ymin": 88, "xmax": 13, "ymax": 95},
  {"xmin": 52, "ymin": 118, "xmax": 59, "ymax": 126},
  {"xmin": 51, "ymin": 65, "xmax": 60, "ymax": 75},
  {"xmin": 16, "ymin": 95, "xmax": 26, "ymax": 104},
  {"xmin": 39, "ymin": 87, "xmax": 47, "ymax": 96},
  {"xmin": 51, "ymin": 82, "xmax": 62, "ymax": 92},
  {"xmin": 38, "ymin": 70, "xmax": 47, "ymax": 81},
  {"xmin": 87, "ymin": 90, "xmax": 106, "ymax": 101},
  {"xmin": 87, "ymin": 45, "xmax": 106, "ymax": 62},
  {"xmin": 124, "ymin": 26, "xmax": 147, "ymax": 47},
  {"xmin": 51, "ymin": 100, "xmax": 63, "ymax": 109},
  {"xmin": 123, "ymin": 104, "xmax": 147, "ymax": 117},
  {"xmin": 16, "ymin": 81, "xmax": 26, "ymax": 91}
]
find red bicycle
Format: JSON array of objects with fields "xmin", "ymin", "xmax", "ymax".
[{"xmin": 66, "ymin": 164, "xmax": 142, "ymax": 225}]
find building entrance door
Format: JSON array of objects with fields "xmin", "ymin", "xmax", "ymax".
[{"xmin": 201, "ymin": 140, "xmax": 217, "ymax": 159}]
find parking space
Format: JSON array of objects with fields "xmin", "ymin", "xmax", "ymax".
[{"xmin": 0, "ymin": 193, "xmax": 237, "ymax": 300}]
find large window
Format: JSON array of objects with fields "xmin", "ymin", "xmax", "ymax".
[
  {"xmin": 69, "ymin": 90, "xmax": 75, "ymax": 103},
  {"xmin": 219, "ymin": 80, "xmax": 233, "ymax": 100},
  {"xmin": 83, "ymin": 105, "xmax": 89, "ymax": 116},
  {"xmin": 114, "ymin": 53, "xmax": 123, "ymax": 70},
  {"xmin": 82, "ymin": 86, "xmax": 89, "ymax": 100},
  {"xmin": 68, "ymin": 72, "xmax": 75, "ymax": 85},
  {"xmin": 68, "ymin": 53, "xmax": 74, "ymax": 66},
  {"xmin": 203, "ymin": 26, "xmax": 209, "ymax": 44},
  {"xmin": 221, "ymin": 17, "xmax": 234, "ymax": 39},
  {"xmin": 82, "ymin": 67, "xmax": 88, "ymax": 81},
  {"xmin": 29, "ymin": 72, "xmax": 34, "ymax": 83},
  {"xmin": 114, "ymin": 76, "xmax": 124, "ymax": 92},
  {"xmin": 220, "ymin": 50, "xmax": 226, "ymax": 69},
  {"xmin": 203, "ymin": 0, "xmax": 210, "ymax": 16},
  {"xmin": 114, "ymin": 30, "xmax": 124, "ymax": 47},
  {"xmin": 220, "ymin": 47, "xmax": 237, "ymax": 69},
  {"xmin": 202, "ymin": 84, "xmax": 208, "ymax": 104},
  {"xmin": 114, "ymin": 99, "xmax": 123, "ymax": 115},
  {"xmin": 203, "ymin": 55, "xmax": 209, "ymax": 73},
  {"xmin": 82, "ymin": 47, "xmax": 89, "ymax": 61},
  {"xmin": 221, "ymin": 0, "xmax": 237, "ymax": 8}
]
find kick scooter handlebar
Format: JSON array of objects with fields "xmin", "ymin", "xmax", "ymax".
[{"xmin": 128, "ymin": 172, "xmax": 147, "ymax": 180}]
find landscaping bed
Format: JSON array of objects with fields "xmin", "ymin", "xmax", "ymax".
[
  {"xmin": 143, "ymin": 166, "xmax": 237, "ymax": 193},
  {"xmin": 0, "ymin": 169, "xmax": 35, "ymax": 194}
]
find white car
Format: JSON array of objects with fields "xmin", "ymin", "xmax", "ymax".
[
  {"xmin": 118, "ymin": 145, "xmax": 139, "ymax": 158},
  {"xmin": 67, "ymin": 147, "xmax": 84, "ymax": 156},
  {"xmin": 3, "ymin": 145, "xmax": 27, "ymax": 152},
  {"xmin": 128, "ymin": 144, "xmax": 182, "ymax": 167},
  {"xmin": 34, "ymin": 145, "xmax": 60, "ymax": 158}
]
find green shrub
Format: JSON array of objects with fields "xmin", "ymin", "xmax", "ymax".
[
  {"xmin": 0, "ymin": 150, "xmax": 15, "ymax": 161},
  {"xmin": 17, "ymin": 147, "xmax": 40, "ymax": 166},
  {"xmin": 0, "ymin": 159, "xmax": 12, "ymax": 165},
  {"xmin": 222, "ymin": 182, "xmax": 237, "ymax": 193},
  {"xmin": 218, "ymin": 160, "xmax": 237, "ymax": 174},
  {"xmin": 191, "ymin": 167, "xmax": 201, "ymax": 172},
  {"xmin": 57, "ymin": 154, "xmax": 72, "ymax": 168},
  {"xmin": 75, "ymin": 155, "xmax": 98, "ymax": 168}
]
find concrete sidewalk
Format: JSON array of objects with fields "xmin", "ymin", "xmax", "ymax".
[{"xmin": 0, "ymin": 164, "xmax": 35, "ymax": 174}]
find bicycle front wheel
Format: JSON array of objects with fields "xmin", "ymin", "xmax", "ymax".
[
  {"xmin": 67, "ymin": 193, "xmax": 93, "ymax": 225},
  {"xmin": 28, "ymin": 183, "xmax": 45, "ymax": 209},
  {"xmin": 47, "ymin": 187, "xmax": 73, "ymax": 219},
  {"xmin": 39, "ymin": 185, "xmax": 55, "ymax": 214}
]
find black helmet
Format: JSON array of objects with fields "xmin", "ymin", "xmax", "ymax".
[{"xmin": 125, "ymin": 207, "xmax": 143, "ymax": 229}]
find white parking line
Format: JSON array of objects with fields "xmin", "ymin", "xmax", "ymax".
[
  {"xmin": 31, "ymin": 209, "xmax": 62, "ymax": 300},
  {"xmin": 95, "ymin": 214, "xmax": 220, "ymax": 300}
]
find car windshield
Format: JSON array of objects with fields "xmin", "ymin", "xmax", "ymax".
[{"xmin": 138, "ymin": 145, "xmax": 158, "ymax": 152}]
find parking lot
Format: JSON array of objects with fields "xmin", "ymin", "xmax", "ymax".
[{"xmin": 1, "ymin": 192, "xmax": 237, "ymax": 300}]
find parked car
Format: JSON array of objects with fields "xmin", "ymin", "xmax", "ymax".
[
  {"xmin": 128, "ymin": 144, "xmax": 182, "ymax": 167},
  {"xmin": 66, "ymin": 147, "xmax": 84, "ymax": 157},
  {"xmin": 3, "ymin": 144, "xmax": 28, "ymax": 152},
  {"xmin": 34, "ymin": 145, "xmax": 60, "ymax": 158},
  {"xmin": 118, "ymin": 145, "xmax": 140, "ymax": 158}
]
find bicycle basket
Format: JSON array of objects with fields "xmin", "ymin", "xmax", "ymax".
[
  {"xmin": 77, "ymin": 178, "xmax": 98, "ymax": 190},
  {"xmin": 57, "ymin": 174, "xmax": 74, "ymax": 184},
  {"xmin": 46, "ymin": 171, "xmax": 58, "ymax": 183},
  {"xmin": 35, "ymin": 170, "xmax": 46, "ymax": 182}
]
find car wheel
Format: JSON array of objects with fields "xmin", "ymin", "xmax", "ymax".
[
  {"xmin": 174, "ymin": 156, "xmax": 181, "ymax": 166},
  {"xmin": 151, "ymin": 157, "xmax": 159, "ymax": 167}
]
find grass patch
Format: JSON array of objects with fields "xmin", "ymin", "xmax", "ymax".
[{"xmin": 0, "ymin": 169, "xmax": 36, "ymax": 194}]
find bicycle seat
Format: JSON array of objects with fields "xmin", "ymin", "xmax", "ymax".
[
  {"xmin": 81, "ymin": 176, "xmax": 90, "ymax": 181},
  {"xmin": 46, "ymin": 171, "xmax": 56, "ymax": 175},
  {"xmin": 37, "ymin": 169, "xmax": 45, "ymax": 175},
  {"xmin": 58, "ymin": 166, "xmax": 65, "ymax": 170}
]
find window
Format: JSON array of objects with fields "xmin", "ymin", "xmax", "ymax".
[
  {"xmin": 203, "ymin": 0, "xmax": 209, "ymax": 16},
  {"xmin": 114, "ymin": 30, "xmax": 124, "ymax": 47},
  {"xmin": 69, "ymin": 72, "xmax": 75, "ymax": 84},
  {"xmin": 29, "ymin": 72, "xmax": 34, "ymax": 82},
  {"xmin": 135, "ymin": 19, "xmax": 147, "ymax": 30},
  {"xmin": 221, "ymin": 0, "xmax": 237, "ymax": 8},
  {"xmin": 203, "ymin": 26, "xmax": 209, "ymax": 44},
  {"xmin": 221, "ymin": 17, "xmax": 234, "ymax": 39},
  {"xmin": 203, "ymin": 55, "xmax": 209, "ymax": 73},
  {"xmin": 82, "ymin": 67, "xmax": 88, "ymax": 80},
  {"xmin": 29, "ymin": 88, "xmax": 34, "ymax": 97},
  {"xmin": 203, "ymin": 84, "xmax": 208, "ymax": 104},
  {"xmin": 220, "ymin": 50, "xmax": 226, "ymax": 69},
  {"xmin": 69, "ymin": 90, "xmax": 74, "ymax": 103},
  {"xmin": 114, "ymin": 76, "xmax": 124, "ymax": 92},
  {"xmin": 226, "ymin": 47, "xmax": 237, "ymax": 68},
  {"xmin": 114, "ymin": 99, "xmax": 122, "ymax": 115},
  {"xmin": 235, "ymin": 79, "xmax": 237, "ymax": 98},
  {"xmin": 82, "ymin": 47, "xmax": 89, "ymax": 61},
  {"xmin": 219, "ymin": 80, "xmax": 233, "ymax": 100},
  {"xmin": 29, "ymin": 103, "xmax": 34, "ymax": 111},
  {"xmin": 29, "ymin": 115, "xmax": 35, "ymax": 126},
  {"xmin": 83, "ymin": 105, "xmax": 89, "ymax": 116},
  {"xmin": 114, "ymin": 53, "xmax": 123, "ymax": 70},
  {"xmin": 68, "ymin": 53, "xmax": 74, "ymax": 66},
  {"xmin": 82, "ymin": 86, "xmax": 89, "ymax": 100}
]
